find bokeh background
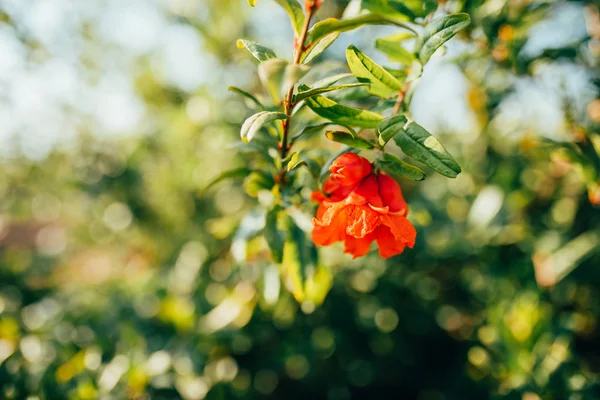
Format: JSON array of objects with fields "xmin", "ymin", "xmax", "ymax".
[{"xmin": 0, "ymin": 0, "xmax": 599, "ymax": 399}]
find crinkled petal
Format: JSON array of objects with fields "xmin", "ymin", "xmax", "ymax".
[
  {"xmin": 345, "ymin": 205, "xmax": 380, "ymax": 238},
  {"xmin": 380, "ymin": 214, "xmax": 416, "ymax": 248},
  {"xmin": 343, "ymin": 233, "xmax": 374, "ymax": 258},
  {"xmin": 374, "ymin": 225, "xmax": 406, "ymax": 259},
  {"xmin": 353, "ymin": 175, "xmax": 384, "ymax": 208},
  {"xmin": 312, "ymin": 205, "xmax": 348, "ymax": 246}
]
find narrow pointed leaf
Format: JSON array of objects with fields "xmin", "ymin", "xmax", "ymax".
[
  {"xmin": 237, "ymin": 39, "xmax": 276, "ymax": 62},
  {"xmin": 377, "ymin": 153, "xmax": 425, "ymax": 181},
  {"xmin": 302, "ymin": 87, "xmax": 384, "ymax": 128},
  {"xmin": 294, "ymin": 83, "xmax": 367, "ymax": 103},
  {"xmin": 377, "ymin": 114, "xmax": 408, "ymax": 146},
  {"xmin": 325, "ymin": 130, "xmax": 375, "ymax": 149},
  {"xmin": 203, "ymin": 168, "xmax": 252, "ymax": 192},
  {"xmin": 415, "ymin": 13, "xmax": 471, "ymax": 64},
  {"xmin": 301, "ymin": 32, "xmax": 340, "ymax": 64},
  {"xmin": 258, "ymin": 58, "xmax": 288, "ymax": 104},
  {"xmin": 394, "ymin": 122, "xmax": 461, "ymax": 178},
  {"xmin": 228, "ymin": 86, "xmax": 264, "ymax": 109},
  {"xmin": 375, "ymin": 38, "xmax": 415, "ymax": 64},
  {"xmin": 312, "ymin": 73, "xmax": 355, "ymax": 88},
  {"xmin": 305, "ymin": 14, "xmax": 416, "ymax": 50},
  {"xmin": 265, "ymin": 207, "xmax": 286, "ymax": 263},
  {"xmin": 274, "ymin": 0, "xmax": 305, "ymax": 36},
  {"xmin": 346, "ymin": 44, "xmax": 403, "ymax": 98},
  {"xmin": 241, "ymin": 111, "xmax": 288, "ymax": 143}
]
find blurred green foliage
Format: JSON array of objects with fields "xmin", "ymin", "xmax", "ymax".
[{"xmin": 0, "ymin": 0, "xmax": 600, "ymax": 399}]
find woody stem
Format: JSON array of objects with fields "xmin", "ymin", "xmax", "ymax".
[{"xmin": 279, "ymin": 5, "xmax": 316, "ymax": 179}]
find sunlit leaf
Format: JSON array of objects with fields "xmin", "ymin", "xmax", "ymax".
[
  {"xmin": 241, "ymin": 111, "xmax": 288, "ymax": 143},
  {"xmin": 346, "ymin": 44, "xmax": 403, "ymax": 98},
  {"xmin": 301, "ymin": 32, "xmax": 339, "ymax": 64},
  {"xmin": 394, "ymin": 121, "xmax": 461, "ymax": 178},
  {"xmin": 415, "ymin": 13, "xmax": 471, "ymax": 64},
  {"xmin": 325, "ymin": 130, "xmax": 375, "ymax": 149},
  {"xmin": 375, "ymin": 37, "xmax": 415, "ymax": 65},
  {"xmin": 305, "ymin": 14, "xmax": 415, "ymax": 52},
  {"xmin": 237, "ymin": 39, "xmax": 276, "ymax": 62},
  {"xmin": 293, "ymin": 83, "xmax": 367, "ymax": 103},
  {"xmin": 258, "ymin": 58, "xmax": 288, "ymax": 104},
  {"xmin": 312, "ymin": 73, "xmax": 356, "ymax": 88},
  {"xmin": 274, "ymin": 0, "xmax": 305, "ymax": 36},
  {"xmin": 377, "ymin": 152, "xmax": 425, "ymax": 181},
  {"xmin": 301, "ymin": 86, "xmax": 384, "ymax": 128},
  {"xmin": 244, "ymin": 172, "xmax": 275, "ymax": 197}
]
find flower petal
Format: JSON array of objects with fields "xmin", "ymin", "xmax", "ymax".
[
  {"xmin": 374, "ymin": 225, "xmax": 406, "ymax": 259},
  {"xmin": 343, "ymin": 233, "xmax": 374, "ymax": 258},
  {"xmin": 380, "ymin": 214, "xmax": 417, "ymax": 248},
  {"xmin": 345, "ymin": 205, "xmax": 380, "ymax": 238},
  {"xmin": 378, "ymin": 174, "xmax": 407, "ymax": 214}
]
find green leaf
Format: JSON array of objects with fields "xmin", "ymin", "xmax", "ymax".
[
  {"xmin": 293, "ymin": 83, "xmax": 367, "ymax": 103},
  {"xmin": 377, "ymin": 114, "xmax": 408, "ymax": 146},
  {"xmin": 377, "ymin": 152, "xmax": 425, "ymax": 181},
  {"xmin": 312, "ymin": 73, "xmax": 355, "ymax": 88},
  {"xmin": 319, "ymin": 146, "xmax": 360, "ymax": 183},
  {"xmin": 283, "ymin": 63, "xmax": 311, "ymax": 96},
  {"xmin": 325, "ymin": 130, "xmax": 375, "ymax": 149},
  {"xmin": 203, "ymin": 168, "xmax": 251, "ymax": 192},
  {"xmin": 281, "ymin": 220, "xmax": 319, "ymax": 303},
  {"xmin": 301, "ymin": 32, "xmax": 339, "ymax": 64},
  {"xmin": 232, "ymin": 208, "xmax": 266, "ymax": 263},
  {"xmin": 241, "ymin": 111, "xmax": 288, "ymax": 143},
  {"xmin": 305, "ymin": 14, "xmax": 416, "ymax": 53},
  {"xmin": 273, "ymin": 0, "xmax": 305, "ymax": 36},
  {"xmin": 301, "ymin": 86, "xmax": 384, "ymax": 128},
  {"xmin": 243, "ymin": 172, "xmax": 275, "ymax": 197},
  {"xmin": 248, "ymin": 0, "xmax": 257, "ymax": 5},
  {"xmin": 291, "ymin": 123, "xmax": 334, "ymax": 143},
  {"xmin": 415, "ymin": 13, "xmax": 471, "ymax": 64},
  {"xmin": 237, "ymin": 39, "xmax": 276, "ymax": 62},
  {"xmin": 258, "ymin": 58, "xmax": 288, "ymax": 104},
  {"xmin": 228, "ymin": 86, "xmax": 264, "ymax": 109},
  {"xmin": 375, "ymin": 38, "xmax": 415, "ymax": 65},
  {"xmin": 346, "ymin": 44, "xmax": 403, "ymax": 98},
  {"xmin": 394, "ymin": 121, "xmax": 461, "ymax": 178},
  {"xmin": 362, "ymin": 0, "xmax": 437, "ymax": 18},
  {"xmin": 264, "ymin": 207, "xmax": 286, "ymax": 263}
]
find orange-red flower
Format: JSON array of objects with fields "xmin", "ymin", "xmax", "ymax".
[{"xmin": 312, "ymin": 153, "xmax": 416, "ymax": 259}]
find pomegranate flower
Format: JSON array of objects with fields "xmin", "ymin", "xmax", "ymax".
[{"xmin": 312, "ymin": 153, "xmax": 416, "ymax": 259}]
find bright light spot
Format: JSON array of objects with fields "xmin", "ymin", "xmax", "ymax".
[
  {"xmin": 374, "ymin": 308, "xmax": 399, "ymax": 333},
  {"xmin": 36, "ymin": 225, "xmax": 67, "ymax": 256},
  {"xmin": 146, "ymin": 351, "xmax": 172, "ymax": 376},
  {"xmin": 103, "ymin": 202, "xmax": 133, "ymax": 231}
]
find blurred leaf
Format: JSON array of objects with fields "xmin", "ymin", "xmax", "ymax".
[
  {"xmin": 346, "ymin": 44, "xmax": 403, "ymax": 98},
  {"xmin": 302, "ymin": 32, "xmax": 340, "ymax": 64},
  {"xmin": 237, "ymin": 39, "xmax": 276, "ymax": 62},
  {"xmin": 325, "ymin": 130, "xmax": 375, "ymax": 149},
  {"xmin": 375, "ymin": 37, "xmax": 415, "ymax": 65},
  {"xmin": 228, "ymin": 86, "xmax": 264, "ymax": 109},
  {"xmin": 258, "ymin": 58, "xmax": 288, "ymax": 104},
  {"xmin": 283, "ymin": 63, "xmax": 311, "ymax": 96},
  {"xmin": 312, "ymin": 73, "xmax": 356, "ymax": 88},
  {"xmin": 415, "ymin": 13, "xmax": 471, "ymax": 64},
  {"xmin": 244, "ymin": 172, "xmax": 275, "ymax": 197},
  {"xmin": 377, "ymin": 152, "xmax": 425, "ymax": 181},
  {"xmin": 232, "ymin": 208, "xmax": 267, "ymax": 263},
  {"xmin": 394, "ymin": 121, "xmax": 461, "ymax": 178},
  {"xmin": 203, "ymin": 168, "xmax": 252, "ymax": 192},
  {"xmin": 361, "ymin": 0, "xmax": 436, "ymax": 19},
  {"xmin": 265, "ymin": 207, "xmax": 286, "ymax": 263},
  {"xmin": 274, "ymin": 0, "xmax": 305, "ymax": 36},
  {"xmin": 293, "ymin": 83, "xmax": 367, "ymax": 103},
  {"xmin": 281, "ymin": 221, "xmax": 319, "ymax": 303},
  {"xmin": 377, "ymin": 114, "xmax": 408, "ymax": 146},
  {"xmin": 241, "ymin": 111, "xmax": 288, "ymax": 143},
  {"xmin": 301, "ymin": 85, "xmax": 384, "ymax": 128},
  {"xmin": 305, "ymin": 14, "xmax": 416, "ymax": 52},
  {"xmin": 248, "ymin": 0, "xmax": 257, "ymax": 5}
]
